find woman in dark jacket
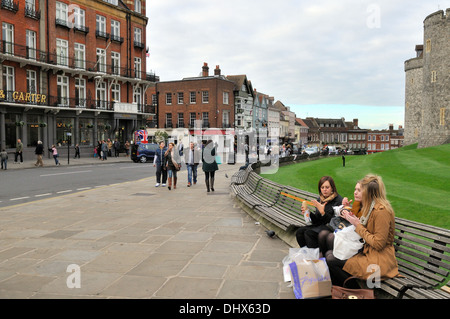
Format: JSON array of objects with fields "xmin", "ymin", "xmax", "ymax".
[
  {"xmin": 202, "ymin": 140, "xmax": 219, "ymax": 192},
  {"xmin": 295, "ymin": 176, "xmax": 344, "ymax": 250},
  {"xmin": 164, "ymin": 142, "xmax": 181, "ymax": 190}
]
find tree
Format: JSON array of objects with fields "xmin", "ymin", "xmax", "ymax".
[{"xmin": 154, "ymin": 130, "xmax": 168, "ymax": 144}]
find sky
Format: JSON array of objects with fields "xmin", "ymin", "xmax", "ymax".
[{"xmin": 146, "ymin": 0, "xmax": 450, "ymax": 130}]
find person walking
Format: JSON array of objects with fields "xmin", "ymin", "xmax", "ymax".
[
  {"xmin": 342, "ymin": 154, "xmax": 345, "ymax": 167},
  {"xmin": 153, "ymin": 141, "xmax": 167, "ymax": 187},
  {"xmin": 101, "ymin": 140, "xmax": 108, "ymax": 161},
  {"xmin": 114, "ymin": 139, "xmax": 120, "ymax": 157},
  {"xmin": 34, "ymin": 141, "xmax": 44, "ymax": 167},
  {"xmin": 50, "ymin": 144, "xmax": 60, "ymax": 166},
  {"xmin": 184, "ymin": 142, "xmax": 200, "ymax": 187},
  {"xmin": 14, "ymin": 138, "xmax": 23, "ymax": 164},
  {"xmin": 74, "ymin": 144, "xmax": 80, "ymax": 159},
  {"xmin": 0, "ymin": 149, "xmax": 8, "ymax": 170},
  {"xmin": 107, "ymin": 138, "xmax": 113, "ymax": 157},
  {"xmin": 202, "ymin": 140, "xmax": 219, "ymax": 192},
  {"xmin": 164, "ymin": 142, "xmax": 181, "ymax": 190},
  {"xmin": 125, "ymin": 141, "xmax": 130, "ymax": 157}
]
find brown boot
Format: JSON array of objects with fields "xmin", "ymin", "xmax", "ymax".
[
  {"xmin": 173, "ymin": 177, "xmax": 177, "ymax": 189},
  {"xmin": 168, "ymin": 177, "xmax": 172, "ymax": 190}
]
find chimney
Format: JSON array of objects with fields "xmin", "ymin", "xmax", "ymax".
[
  {"xmin": 202, "ymin": 62, "xmax": 209, "ymax": 77},
  {"xmin": 214, "ymin": 65, "xmax": 221, "ymax": 76},
  {"xmin": 353, "ymin": 119, "xmax": 358, "ymax": 128},
  {"xmin": 389, "ymin": 124, "xmax": 394, "ymax": 131}
]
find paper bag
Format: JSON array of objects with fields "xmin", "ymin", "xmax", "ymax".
[{"xmin": 289, "ymin": 258, "xmax": 332, "ymax": 299}]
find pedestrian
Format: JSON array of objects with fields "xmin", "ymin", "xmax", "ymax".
[
  {"xmin": 74, "ymin": 144, "xmax": 80, "ymax": 159},
  {"xmin": 107, "ymin": 138, "xmax": 113, "ymax": 157},
  {"xmin": 14, "ymin": 138, "xmax": 23, "ymax": 164},
  {"xmin": 34, "ymin": 141, "xmax": 44, "ymax": 167},
  {"xmin": 97, "ymin": 141, "xmax": 102, "ymax": 160},
  {"xmin": 1, "ymin": 149, "xmax": 8, "ymax": 170},
  {"xmin": 178, "ymin": 138, "xmax": 184, "ymax": 156},
  {"xmin": 202, "ymin": 140, "xmax": 219, "ymax": 192},
  {"xmin": 184, "ymin": 142, "xmax": 200, "ymax": 187},
  {"xmin": 125, "ymin": 141, "xmax": 130, "ymax": 157},
  {"xmin": 342, "ymin": 154, "xmax": 345, "ymax": 167},
  {"xmin": 153, "ymin": 141, "xmax": 167, "ymax": 187},
  {"xmin": 164, "ymin": 142, "xmax": 181, "ymax": 190},
  {"xmin": 114, "ymin": 139, "xmax": 120, "ymax": 157},
  {"xmin": 101, "ymin": 140, "xmax": 108, "ymax": 161},
  {"xmin": 49, "ymin": 144, "xmax": 60, "ymax": 166}
]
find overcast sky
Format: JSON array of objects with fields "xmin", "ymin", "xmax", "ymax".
[{"xmin": 146, "ymin": 0, "xmax": 450, "ymax": 129}]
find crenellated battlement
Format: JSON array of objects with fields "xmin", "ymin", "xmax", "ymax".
[{"xmin": 424, "ymin": 9, "xmax": 450, "ymax": 25}]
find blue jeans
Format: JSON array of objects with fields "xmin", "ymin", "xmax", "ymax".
[
  {"xmin": 187, "ymin": 164, "xmax": 198, "ymax": 184},
  {"xmin": 1, "ymin": 159, "xmax": 7, "ymax": 169}
]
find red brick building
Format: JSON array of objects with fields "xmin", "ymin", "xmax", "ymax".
[
  {"xmin": 0, "ymin": 0, "xmax": 157, "ymax": 156},
  {"xmin": 154, "ymin": 63, "xmax": 235, "ymax": 135}
]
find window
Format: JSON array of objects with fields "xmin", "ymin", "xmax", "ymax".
[
  {"xmin": 134, "ymin": 57, "xmax": 141, "ymax": 78},
  {"xmin": 133, "ymin": 86, "xmax": 142, "ymax": 109},
  {"xmin": 202, "ymin": 91, "xmax": 209, "ymax": 103},
  {"xmin": 26, "ymin": 30, "xmax": 36, "ymax": 60},
  {"xmin": 96, "ymin": 48, "xmax": 106, "ymax": 72},
  {"xmin": 223, "ymin": 110, "xmax": 230, "ymax": 126},
  {"xmin": 177, "ymin": 92, "xmax": 184, "ymax": 104},
  {"xmin": 190, "ymin": 92, "xmax": 196, "ymax": 104},
  {"xmin": 202, "ymin": 112, "xmax": 209, "ymax": 126},
  {"xmin": 177, "ymin": 113, "xmax": 184, "ymax": 127},
  {"xmin": 134, "ymin": 27, "xmax": 142, "ymax": 43},
  {"xmin": 56, "ymin": 38, "xmax": 68, "ymax": 66},
  {"xmin": 165, "ymin": 93, "xmax": 172, "ymax": 105},
  {"xmin": 25, "ymin": 0, "xmax": 35, "ymax": 11},
  {"xmin": 2, "ymin": 66, "xmax": 15, "ymax": 99},
  {"xmin": 431, "ymin": 71, "xmax": 437, "ymax": 83},
  {"xmin": 96, "ymin": 15, "xmax": 106, "ymax": 33},
  {"xmin": 2, "ymin": 22, "xmax": 14, "ymax": 54},
  {"xmin": 223, "ymin": 92, "xmax": 229, "ymax": 104},
  {"xmin": 74, "ymin": 43, "xmax": 85, "ymax": 69},
  {"xmin": 111, "ymin": 20, "xmax": 120, "ymax": 40},
  {"xmin": 26, "ymin": 70, "xmax": 37, "ymax": 95},
  {"xmin": 111, "ymin": 83, "xmax": 120, "ymax": 102},
  {"xmin": 152, "ymin": 94, "xmax": 157, "ymax": 106},
  {"xmin": 440, "ymin": 108, "xmax": 445, "ymax": 126},
  {"xmin": 56, "ymin": 2, "xmax": 68, "ymax": 23},
  {"xmin": 57, "ymin": 75, "xmax": 69, "ymax": 106},
  {"xmin": 111, "ymin": 51, "xmax": 120, "ymax": 75},
  {"xmin": 368, "ymin": 135, "xmax": 371, "ymax": 141},
  {"xmin": 75, "ymin": 78, "xmax": 86, "ymax": 107},
  {"xmin": 190, "ymin": 113, "xmax": 196, "ymax": 127},
  {"xmin": 165, "ymin": 113, "xmax": 172, "ymax": 128},
  {"xmin": 96, "ymin": 81, "xmax": 107, "ymax": 109},
  {"xmin": 135, "ymin": 0, "xmax": 141, "ymax": 13},
  {"xmin": 426, "ymin": 39, "xmax": 431, "ymax": 53},
  {"xmin": 73, "ymin": 7, "xmax": 86, "ymax": 28}
]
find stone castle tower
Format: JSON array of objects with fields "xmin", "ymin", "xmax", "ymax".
[{"xmin": 404, "ymin": 9, "xmax": 450, "ymax": 148}]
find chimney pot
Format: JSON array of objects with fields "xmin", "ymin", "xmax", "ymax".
[
  {"xmin": 214, "ymin": 65, "xmax": 221, "ymax": 76},
  {"xmin": 202, "ymin": 62, "xmax": 209, "ymax": 77}
]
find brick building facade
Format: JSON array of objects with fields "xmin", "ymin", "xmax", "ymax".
[{"xmin": 0, "ymin": 0, "xmax": 157, "ymax": 157}]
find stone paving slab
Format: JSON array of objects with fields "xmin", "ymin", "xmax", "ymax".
[{"xmin": 0, "ymin": 162, "xmax": 295, "ymax": 299}]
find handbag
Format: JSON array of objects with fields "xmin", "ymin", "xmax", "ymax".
[{"xmin": 332, "ymin": 277, "xmax": 375, "ymax": 299}]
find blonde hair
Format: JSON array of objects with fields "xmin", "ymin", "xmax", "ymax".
[{"xmin": 359, "ymin": 174, "xmax": 394, "ymax": 219}]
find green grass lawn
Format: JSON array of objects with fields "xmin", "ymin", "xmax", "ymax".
[{"xmin": 261, "ymin": 143, "xmax": 450, "ymax": 229}]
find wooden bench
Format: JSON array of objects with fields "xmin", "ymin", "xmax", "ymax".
[
  {"xmin": 230, "ymin": 163, "xmax": 253, "ymax": 185},
  {"xmin": 378, "ymin": 218, "xmax": 450, "ymax": 299},
  {"xmin": 230, "ymin": 165, "xmax": 450, "ymax": 299}
]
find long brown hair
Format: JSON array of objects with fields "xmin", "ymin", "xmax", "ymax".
[
  {"xmin": 359, "ymin": 174, "xmax": 394, "ymax": 218},
  {"xmin": 164, "ymin": 142, "xmax": 174, "ymax": 156}
]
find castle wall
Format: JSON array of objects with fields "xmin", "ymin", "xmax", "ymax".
[{"xmin": 404, "ymin": 58, "xmax": 423, "ymax": 145}]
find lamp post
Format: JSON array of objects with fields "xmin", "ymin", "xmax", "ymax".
[{"xmin": 66, "ymin": 131, "xmax": 71, "ymax": 165}]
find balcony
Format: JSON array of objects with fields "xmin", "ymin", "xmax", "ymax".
[
  {"xmin": 74, "ymin": 24, "xmax": 89, "ymax": 34},
  {"xmin": 110, "ymin": 34, "xmax": 124, "ymax": 43},
  {"xmin": 96, "ymin": 30, "xmax": 110, "ymax": 40},
  {"xmin": 24, "ymin": 5, "xmax": 40, "ymax": 20},
  {"xmin": 55, "ymin": 19, "xmax": 71, "ymax": 30},
  {"xmin": 1, "ymin": 0, "xmax": 19, "ymax": 13},
  {"xmin": 134, "ymin": 41, "xmax": 145, "ymax": 49}
]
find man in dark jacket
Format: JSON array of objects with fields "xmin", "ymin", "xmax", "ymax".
[
  {"xmin": 153, "ymin": 141, "xmax": 167, "ymax": 187},
  {"xmin": 35, "ymin": 140, "xmax": 44, "ymax": 167}
]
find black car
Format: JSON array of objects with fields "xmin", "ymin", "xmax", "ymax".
[{"xmin": 131, "ymin": 143, "xmax": 158, "ymax": 163}]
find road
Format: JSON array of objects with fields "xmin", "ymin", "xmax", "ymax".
[{"xmin": 0, "ymin": 162, "xmax": 157, "ymax": 208}]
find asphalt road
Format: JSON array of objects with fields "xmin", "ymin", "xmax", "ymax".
[{"xmin": 0, "ymin": 162, "xmax": 157, "ymax": 208}]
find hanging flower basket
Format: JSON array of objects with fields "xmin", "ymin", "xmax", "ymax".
[
  {"xmin": 39, "ymin": 122, "xmax": 47, "ymax": 127},
  {"xmin": 86, "ymin": 124, "xmax": 94, "ymax": 129},
  {"xmin": 15, "ymin": 121, "xmax": 25, "ymax": 127},
  {"xmin": 105, "ymin": 124, "xmax": 111, "ymax": 130},
  {"xmin": 66, "ymin": 123, "xmax": 73, "ymax": 129}
]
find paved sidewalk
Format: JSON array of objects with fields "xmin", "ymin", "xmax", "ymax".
[{"xmin": 0, "ymin": 159, "xmax": 295, "ymax": 299}]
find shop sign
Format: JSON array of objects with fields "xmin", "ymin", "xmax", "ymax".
[{"xmin": 0, "ymin": 90, "xmax": 47, "ymax": 104}]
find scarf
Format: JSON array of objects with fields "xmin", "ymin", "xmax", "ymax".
[
  {"xmin": 360, "ymin": 201, "xmax": 376, "ymax": 226},
  {"xmin": 319, "ymin": 192, "xmax": 337, "ymax": 204}
]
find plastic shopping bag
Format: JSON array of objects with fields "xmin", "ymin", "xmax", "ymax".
[
  {"xmin": 333, "ymin": 225, "xmax": 364, "ymax": 260},
  {"xmin": 289, "ymin": 258, "xmax": 332, "ymax": 299},
  {"xmin": 282, "ymin": 247, "xmax": 319, "ymax": 282}
]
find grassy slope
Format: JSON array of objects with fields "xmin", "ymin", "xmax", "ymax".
[{"xmin": 261, "ymin": 143, "xmax": 450, "ymax": 229}]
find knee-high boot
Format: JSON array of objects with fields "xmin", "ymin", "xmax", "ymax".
[
  {"xmin": 205, "ymin": 179, "xmax": 210, "ymax": 192},
  {"xmin": 210, "ymin": 177, "xmax": 215, "ymax": 192},
  {"xmin": 168, "ymin": 177, "xmax": 172, "ymax": 190},
  {"xmin": 173, "ymin": 177, "xmax": 177, "ymax": 189}
]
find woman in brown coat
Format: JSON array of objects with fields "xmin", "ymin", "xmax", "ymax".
[{"xmin": 326, "ymin": 174, "xmax": 399, "ymax": 287}]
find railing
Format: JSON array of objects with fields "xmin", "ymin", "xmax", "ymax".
[
  {"xmin": 24, "ymin": 5, "xmax": 40, "ymax": 19},
  {"xmin": 0, "ymin": 91, "xmax": 155, "ymax": 114},
  {"xmin": 0, "ymin": 40, "xmax": 160, "ymax": 82},
  {"xmin": 1, "ymin": 0, "xmax": 19, "ymax": 12}
]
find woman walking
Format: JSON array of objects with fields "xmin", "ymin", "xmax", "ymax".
[
  {"xmin": 202, "ymin": 140, "xmax": 219, "ymax": 192},
  {"xmin": 164, "ymin": 142, "xmax": 181, "ymax": 190},
  {"xmin": 50, "ymin": 144, "xmax": 60, "ymax": 166}
]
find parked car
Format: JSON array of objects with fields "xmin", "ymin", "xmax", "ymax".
[
  {"xmin": 304, "ymin": 147, "xmax": 319, "ymax": 155},
  {"xmin": 131, "ymin": 143, "xmax": 158, "ymax": 163}
]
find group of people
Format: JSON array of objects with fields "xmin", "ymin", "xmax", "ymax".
[
  {"xmin": 295, "ymin": 174, "xmax": 399, "ymax": 288},
  {"xmin": 153, "ymin": 140, "xmax": 219, "ymax": 193},
  {"xmin": 95, "ymin": 139, "xmax": 129, "ymax": 160}
]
